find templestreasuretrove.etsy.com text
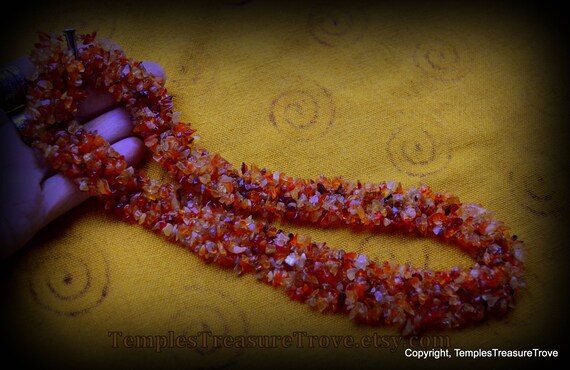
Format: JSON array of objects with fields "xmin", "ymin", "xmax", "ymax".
[
  {"xmin": 107, "ymin": 330, "xmax": 559, "ymax": 360},
  {"xmin": 107, "ymin": 331, "xmax": 449, "ymax": 353}
]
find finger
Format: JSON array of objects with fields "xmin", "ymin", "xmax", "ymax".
[
  {"xmin": 83, "ymin": 107, "xmax": 134, "ymax": 144},
  {"xmin": 1, "ymin": 57, "xmax": 35, "ymax": 113},
  {"xmin": 141, "ymin": 61, "xmax": 167, "ymax": 84},
  {"xmin": 75, "ymin": 87, "xmax": 117, "ymax": 123},
  {"xmin": 0, "ymin": 112, "xmax": 48, "ymax": 178},
  {"xmin": 76, "ymin": 61, "xmax": 167, "ymax": 123},
  {"xmin": 11, "ymin": 56, "xmax": 36, "ymax": 77},
  {"xmin": 1, "ymin": 113, "xmax": 46, "ymax": 257},
  {"xmin": 40, "ymin": 136, "xmax": 145, "ymax": 225}
]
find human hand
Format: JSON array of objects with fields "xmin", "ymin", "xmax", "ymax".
[{"xmin": 0, "ymin": 57, "xmax": 166, "ymax": 259}]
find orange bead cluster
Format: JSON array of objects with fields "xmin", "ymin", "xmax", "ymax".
[{"xmin": 21, "ymin": 32, "xmax": 525, "ymax": 335}]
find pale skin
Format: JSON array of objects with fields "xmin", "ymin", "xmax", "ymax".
[{"xmin": 0, "ymin": 57, "xmax": 166, "ymax": 259}]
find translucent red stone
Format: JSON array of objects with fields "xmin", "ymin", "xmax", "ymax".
[{"xmin": 20, "ymin": 32, "xmax": 525, "ymax": 335}]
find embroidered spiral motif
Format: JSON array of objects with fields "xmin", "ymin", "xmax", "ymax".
[
  {"xmin": 28, "ymin": 245, "xmax": 110, "ymax": 316},
  {"xmin": 269, "ymin": 78, "xmax": 335, "ymax": 141},
  {"xmin": 509, "ymin": 158, "xmax": 567, "ymax": 216},
  {"xmin": 413, "ymin": 39, "xmax": 472, "ymax": 81},
  {"xmin": 167, "ymin": 285, "xmax": 249, "ymax": 368},
  {"xmin": 307, "ymin": 4, "xmax": 364, "ymax": 47},
  {"xmin": 387, "ymin": 123, "xmax": 452, "ymax": 177}
]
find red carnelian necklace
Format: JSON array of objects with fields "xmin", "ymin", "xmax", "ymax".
[{"xmin": 21, "ymin": 31, "xmax": 525, "ymax": 335}]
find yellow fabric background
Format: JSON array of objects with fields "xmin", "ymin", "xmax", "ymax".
[{"xmin": 1, "ymin": 1, "xmax": 568, "ymax": 368}]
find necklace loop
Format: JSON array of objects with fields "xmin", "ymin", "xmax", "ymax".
[{"xmin": 20, "ymin": 32, "xmax": 525, "ymax": 335}]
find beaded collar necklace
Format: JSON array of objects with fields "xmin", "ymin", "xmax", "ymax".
[{"xmin": 20, "ymin": 32, "xmax": 524, "ymax": 335}]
